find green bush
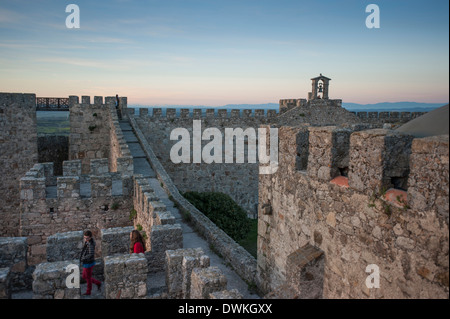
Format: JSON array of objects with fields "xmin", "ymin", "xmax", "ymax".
[{"xmin": 183, "ymin": 191, "xmax": 251, "ymax": 241}]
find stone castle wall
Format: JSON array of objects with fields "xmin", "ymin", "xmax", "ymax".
[
  {"xmin": 133, "ymin": 108, "xmax": 275, "ymax": 216},
  {"xmin": 17, "ymin": 97, "xmax": 136, "ymax": 266},
  {"xmin": 258, "ymin": 125, "xmax": 449, "ymax": 298},
  {"xmin": 69, "ymin": 96, "xmax": 111, "ymax": 174},
  {"xmin": 19, "ymin": 160, "xmax": 134, "ymax": 265},
  {"xmin": 68, "ymin": 96, "xmax": 132, "ymax": 175},
  {"xmin": 353, "ymin": 111, "xmax": 427, "ymax": 124},
  {"xmin": 0, "ymin": 93, "xmax": 38, "ymax": 236}
]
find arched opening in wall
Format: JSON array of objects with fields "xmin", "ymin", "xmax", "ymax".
[
  {"xmin": 317, "ymin": 80, "xmax": 324, "ymax": 99},
  {"xmin": 330, "ymin": 129, "xmax": 352, "ymax": 186},
  {"xmin": 382, "ymin": 135, "xmax": 414, "ymax": 208}
]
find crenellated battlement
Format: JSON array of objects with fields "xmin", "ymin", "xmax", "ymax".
[
  {"xmin": 259, "ymin": 124, "xmax": 449, "ymax": 298},
  {"xmin": 133, "ymin": 107, "xmax": 278, "ymax": 119},
  {"xmin": 353, "ymin": 111, "xmax": 427, "ymax": 124},
  {"xmin": 21, "ymin": 159, "xmax": 133, "ymax": 201},
  {"xmin": 68, "ymin": 95, "xmax": 132, "ymax": 175},
  {"xmin": 273, "ymin": 125, "xmax": 449, "ymax": 214}
]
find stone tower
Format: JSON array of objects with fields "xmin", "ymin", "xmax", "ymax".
[{"xmin": 308, "ymin": 74, "xmax": 331, "ymax": 100}]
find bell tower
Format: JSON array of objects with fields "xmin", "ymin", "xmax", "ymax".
[{"xmin": 309, "ymin": 74, "xmax": 331, "ymax": 100}]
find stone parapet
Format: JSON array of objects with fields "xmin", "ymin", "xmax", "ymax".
[
  {"xmin": 0, "ymin": 268, "xmax": 11, "ymax": 299},
  {"xmin": 46, "ymin": 231, "xmax": 83, "ymax": 262},
  {"xmin": 190, "ymin": 266, "xmax": 228, "ymax": 299},
  {"xmin": 101, "ymin": 226, "xmax": 135, "ymax": 258},
  {"xmin": 147, "ymin": 224, "xmax": 183, "ymax": 272},
  {"xmin": 32, "ymin": 260, "xmax": 80, "ymax": 299},
  {"xmin": 0, "ymin": 237, "xmax": 29, "ymax": 291},
  {"xmin": 104, "ymin": 253, "xmax": 147, "ymax": 299},
  {"xmin": 349, "ymin": 129, "xmax": 414, "ymax": 195},
  {"xmin": 165, "ymin": 248, "xmax": 210, "ymax": 299}
]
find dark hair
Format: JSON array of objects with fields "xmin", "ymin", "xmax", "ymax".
[
  {"xmin": 84, "ymin": 230, "xmax": 93, "ymax": 237},
  {"xmin": 130, "ymin": 230, "xmax": 146, "ymax": 253}
]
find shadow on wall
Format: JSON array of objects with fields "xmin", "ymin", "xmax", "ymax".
[{"xmin": 38, "ymin": 136, "xmax": 69, "ymax": 176}]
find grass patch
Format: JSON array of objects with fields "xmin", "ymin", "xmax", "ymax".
[
  {"xmin": 183, "ymin": 191, "xmax": 251, "ymax": 242},
  {"xmin": 238, "ymin": 219, "xmax": 258, "ymax": 258}
]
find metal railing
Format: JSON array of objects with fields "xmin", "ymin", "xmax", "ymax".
[{"xmin": 36, "ymin": 97, "xmax": 70, "ymax": 111}]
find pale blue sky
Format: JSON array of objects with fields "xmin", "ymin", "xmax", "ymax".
[{"xmin": 0, "ymin": 0, "xmax": 448, "ymax": 105}]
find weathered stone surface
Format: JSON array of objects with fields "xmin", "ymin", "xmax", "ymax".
[
  {"xmin": 101, "ymin": 226, "xmax": 134, "ymax": 258},
  {"xmin": 258, "ymin": 123, "xmax": 449, "ymax": 299},
  {"xmin": 165, "ymin": 248, "xmax": 210, "ymax": 299},
  {"xmin": 47, "ymin": 231, "xmax": 83, "ymax": 262},
  {"xmin": 0, "ymin": 93, "xmax": 38, "ymax": 237},
  {"xmin": 32, "ymin": 260, "xmax": 80, "ymax": 299},
  {"xmin": 190, "ymin": 267, "xmax": 227, "ymax": 299},
  {"xmin": 285, "ymin": 244, "xmax": 325, "ymax": 299},
  {"xmin": 104, "ymin": 253, "xmax": 147, "ymax": 299},
  {"xmin": 0, "ymin": 237, "xmax": 30, "ymax": 291},
  {"xmin": 209, "ymin": 289, "xmax": 243, "ymax": 299},
  {"xmin": 0, "ymin": 268, "xmax": 11, "ymax": 299}
]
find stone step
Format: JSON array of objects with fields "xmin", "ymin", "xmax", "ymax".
[
  {"xmin": 147, "ymin": 178, "xmax": 169, "ymax": 198},
  {"xmin": 146, "ymin": 271, "xmax": 167, "ymax": 298},
  {"xmin": 127, "ymin": 142, "xmax": 146, "ymax": 158},
  {"xmin": 119, "ymin": 123, "xmax": 133, "ymax": 131},
  {"xmin": 133, "ymin": 158, "xmax": 156, "ymax": 177},
  {"xmin": 123, "ymin": 133, "xmax": 139, "ymax": 143}
]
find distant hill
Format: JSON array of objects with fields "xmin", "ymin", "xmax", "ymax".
[{"xmin": 342, "ymin": 102, "xmax": 447, "ymax": 112}]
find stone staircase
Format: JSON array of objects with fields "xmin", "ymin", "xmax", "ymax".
[{"xmin": 118, "ymin": 119, "xmax": 259, "ymax": 299}]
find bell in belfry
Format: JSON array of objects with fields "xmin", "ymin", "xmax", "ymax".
[{"xmin": 318, "ymin": 82, "xmax": 323, "ymax": 93}]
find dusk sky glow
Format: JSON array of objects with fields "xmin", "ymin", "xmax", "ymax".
[{"xmin": 0, "ymin": 0, "xmax": 448, "ymax": 106}]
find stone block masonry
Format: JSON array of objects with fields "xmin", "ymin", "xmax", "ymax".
[
  {"xmin": 46, "ymin": 231, "xmax": 83, "ymax": 262},
  {"xmin": 354, "ymin": 111, "xmax": 427, "ymax": 124},
  {"xmin": 285, "ymin": 244, "xmax": 325, "ymax": 299},
  {"xmin": 32, "ymin": 260, "xmax": 80, "ymax": 299},
  {"xmin": 165, "ymin": 248, "xmax": 210, "ymax": 299},
  {"xmin": 19, "ymin": 161, "xmax": 134, "ymax": 265},
  {"xmin": 148, "ymin": 224, "xmax": 183, "ymax": 272},
  {"xmin": 69, "ymin": 96, "xmax": 133, "ymax": 176},
  {"xmin": 190, "ymin": 266, "xmax": 228, "ymax": 299},
  {"xmin": 407, "ymin": 135, "xmax": 449, "ymax": 222},
  {"xmin": 101, "ymin": 226, "xmax": 134, "ymax": 258},
  {"xmin": 107, "ymin": 98, "xmax": 134, "ymax": 176},
  {"xmin": 209, "ymin": 289, "xmax": 243, "ymax": 299},
  {"xmin": 349, "ymin": 129, "xmax": 414, "ymax": 194},
  {"xmin": 0, "ymin": 268, "xmax": 11, "ymax": 299},
  {"xmin": 104, "ymin": 253, "xmax": 147, "ymax": 299},
  {"xmin": 133, "ymin": 175, "xmax": 177, "ymax": 250},
  {"xmin": 0, "ymin": 237, "xmax": 30, "ymax": 292},
  {"xmin": 0, "ymin": 93, "xmax": 38, "ymax": 236}
]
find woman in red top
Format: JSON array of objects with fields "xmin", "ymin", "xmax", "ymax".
[{"xmin": 130, "ymin": 230, "xmax": 146, "ymax": 254}]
